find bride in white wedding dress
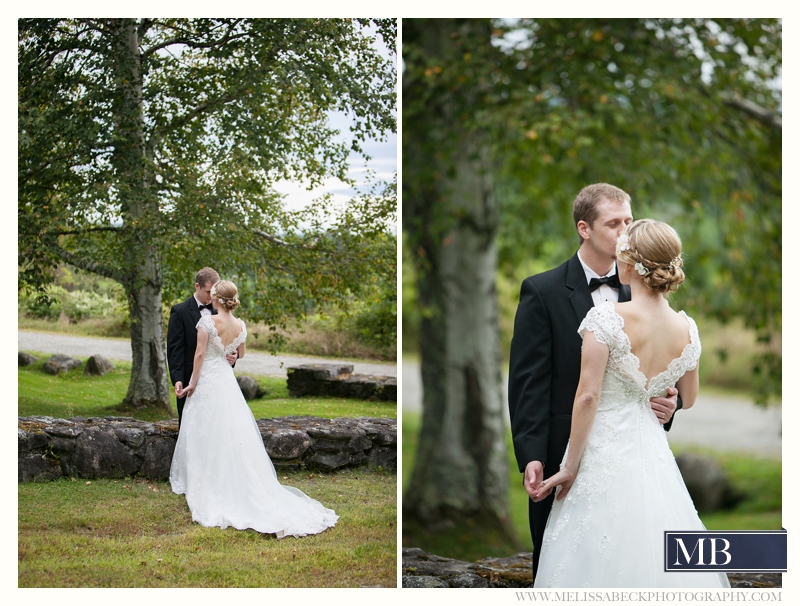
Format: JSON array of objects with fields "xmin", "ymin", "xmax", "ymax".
[
  {"xmin": 532, "ymin": 220, "xmax": 729, "ymax": 588},
  {"xmin": 169, "ymin": 280, "xmax": 338, "ymax": 538}
]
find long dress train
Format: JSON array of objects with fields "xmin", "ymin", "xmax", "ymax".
[{"xmin": 170, "ymin": 315, "xmax": 338, "ymax": 538}]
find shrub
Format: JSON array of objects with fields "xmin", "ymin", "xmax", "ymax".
[{"xmin": 20, "ymin": 285, "xmax": 67, "ymax": 320}]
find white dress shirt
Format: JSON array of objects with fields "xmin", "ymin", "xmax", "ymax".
[{"xmin": 577, "ymin": 250, "xmax": 620, "ymax": 307}]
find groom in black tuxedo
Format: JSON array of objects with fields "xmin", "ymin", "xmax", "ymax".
[
  {"xmin": 167, "ymin": 267, "xmax": 237, "ymax": 425},
  {"xmin": 507, "ymin": 183, "xmax": 679, "ymax": 581}
]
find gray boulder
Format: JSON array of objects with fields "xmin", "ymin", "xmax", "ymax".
[
  {"xmin": 42, "ymin": 354, "xmax": 83, "ymax": 375},
  {"xmin": 84, "ymin": 355, "xmax": 115, "ymax": 376},
  {"xmin": 18, "ymin": 352, "xmax": 39, "ymax": 367},
  {"xmin": 676, "ymin": 452, "xmax": 743, "ymax": 511},
  {"xmin": 236, "ymin": 375, "xmax": 265, "ymax": 400}
]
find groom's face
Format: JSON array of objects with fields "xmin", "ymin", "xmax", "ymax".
[
  {"xmin": 586, "ymin": 199, "xmax": 633, "ymax": 261},
  {"xmin": 195, "ymin": 282, "xmax": 214, "ymax": 305}
]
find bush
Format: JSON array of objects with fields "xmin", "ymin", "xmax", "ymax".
[
  {"xmin": 352, "ymin": 295, "xmax": 397, "ymax": 350},
  {"xmin": 60, "ymin": 290, "xmax": 124, "ymax": 321},
  {"xmin": 20, "ymin": 285, "xmax": 68, "ymax": 320}
]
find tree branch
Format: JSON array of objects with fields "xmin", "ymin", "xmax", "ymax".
[
  {"xmin": 721, "ymin": 92, "xmax": 782, "ymax": 131},
  {"xmin": 42, "ymin": 226, "xmax": 122, "ymax": 237},
  {"xmin": 140, "ymin": 19, "xmax": 246, "ymax": 58},
  {"xmin": 252, "ymin": 228, "xmax": 291, "ymax": 246},
  {"xmin": 47, "ymin": 243, "xmax": 123, "ymax": 282}
]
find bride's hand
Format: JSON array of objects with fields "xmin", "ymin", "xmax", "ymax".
[
  {"xmin": 533, "ymin": 468, "xmax": 577, "ymax": 502},
  {"xmin": 177, "ymin": 383, "xmax": 195, "ymax": 398}
]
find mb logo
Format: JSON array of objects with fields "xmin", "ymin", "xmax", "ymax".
[
  {"xmin": 664, "ymin": 530, "xmax": 786, "ymax": 573},
  {"xmin": 672, "ymin": 537, "xmax": 731, "ymax": 566}
]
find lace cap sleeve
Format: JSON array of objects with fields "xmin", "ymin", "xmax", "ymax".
[
  {"xmin": 195, "ymin": 315, "xmax": 216, "ymax": 334},
  {"xmin": 577, "ymin": 301, "xmax": 620, "ymax": 349},
  {"xmin": 682, "ymin": 313, "xmax": 702, "ymax": 371}
]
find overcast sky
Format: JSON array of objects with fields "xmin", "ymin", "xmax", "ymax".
[{"xmin": 273, "ymin": 26, "xmax": 397, "ymax": 222}]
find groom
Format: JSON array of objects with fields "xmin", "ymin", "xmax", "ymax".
[
  {"xmin": 167, "ymin": 267, "xmax": 237, "ymax": 425},
  {"xmin": 507, "ymin": 183, "xmax": 680, "ymax": 581}
]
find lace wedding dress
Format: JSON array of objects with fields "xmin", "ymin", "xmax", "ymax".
[
  {"xmin": 169, "ymin": 315, "xmax": 338, "ymax": 538},
  {"xmin": 534, "ymin": 302, "xmax": 729, "ymax": 588}
]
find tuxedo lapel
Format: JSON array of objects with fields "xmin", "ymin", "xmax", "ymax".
[
  {"xmin": 566, "ymin": 253, "xmax": 594, "ymax": 325},
  {"xmin": 188, "ymin": 296, "xmax": 202, "ymax": 326}
]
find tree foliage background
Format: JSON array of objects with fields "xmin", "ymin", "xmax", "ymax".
[{"xmin": 19, "ymin": 18, "xmax": 397, "ymax": 411}]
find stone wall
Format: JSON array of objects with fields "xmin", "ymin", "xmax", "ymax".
[
  {"xmin": 401, "ymin": 548, "xmax": 782, "ymax": 588},
  {"xmin": 287, "ymin": 364, "xmax": 396, "ymax": 401},
  {"xmin": 18, "ymin": 415, "xmax": 396, "ymax": 483}
]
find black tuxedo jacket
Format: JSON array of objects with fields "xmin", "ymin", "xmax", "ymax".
[
  {"xmin": 167, "ymin": 296, "xmax": 217, "ymax": 392},
  {"xmin": 507, "ymin": 252, "xmax": 632, "ymax": 477}
]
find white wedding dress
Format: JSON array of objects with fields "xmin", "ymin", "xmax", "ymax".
[
  {"xmin": 169, "ymin": 315, "xmax": 338, "ymax": 538},
  {"xmin": 534, "ymin": 302, "xmax": 730, "ymax": 588}
]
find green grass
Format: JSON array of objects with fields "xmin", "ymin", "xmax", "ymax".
[
  {"xmin": 18, "ymin": 352, "xmax": 396, "ymax": 421},
  {"xmin": 19, "ymin": 469, "xmax": 396, "ymax": 587},
  {"xmin": 403, "ymin": 411, "xmax": 782, "ymax": 562}
]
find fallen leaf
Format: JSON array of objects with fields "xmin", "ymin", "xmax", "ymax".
[
  {"xmin": 85, "ymin": 481, "xmax": 91, "ymax": 485},
  {"xmin": 157, "ymin": 558, "xmax": 163, "ymax": 563}
]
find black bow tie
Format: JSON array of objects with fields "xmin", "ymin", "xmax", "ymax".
[
  {"xmin": 588, "ymin": 274, "xmax": 620, "ymax": 292},
  {"xmin": 198, "ymin": 303, "xmax": 213, "ymax": 311}
]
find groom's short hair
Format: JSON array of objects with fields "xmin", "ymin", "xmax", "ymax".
[
  {"xmin": 573, "ymin": 183, "xmax": 631, "ymax": 242},
  {"xmin": 195, "ymin": 267, "xmax": 220, "ymax": 287}
]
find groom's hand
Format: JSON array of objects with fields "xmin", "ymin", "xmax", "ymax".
[
  {"xmin": 226, "ymin": 351, "xmax": 237, "ymax": 366},
  {"xmin": 524, "ymin": 460, "xmax": 545, "ymax": 502},
  {"xmin": 174, "ymin": 381, "xmax": 183, "ymax": 396},
  {"xmin": 649, "ymin": 386, "xmax": 678, "ymax": 425}
]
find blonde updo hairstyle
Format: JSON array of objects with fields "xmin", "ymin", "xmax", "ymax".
[
  {"xmin": 211, "ymin": 280, "xmax": 240, "ymax": 311},
  {"xmin": 616, "ymin": 219, "xmax": 685, "ymax": 294}
]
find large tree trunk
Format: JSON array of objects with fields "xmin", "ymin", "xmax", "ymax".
[
  {"xmin": 403, "ymin": 19, "xmax": 517, "ymax": 547},
  {"xmin": 111, "ymin": 19, "xmax": 172, "ymax": 414}
]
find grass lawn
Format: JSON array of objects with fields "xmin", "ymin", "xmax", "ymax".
[
  {"xmin": 18, "ymin": 352, "xmax": 397, "ymax": 587},
  {"xmin": 403, "ymin": 411, "xmax": 782, "ymax": 563},
  {"xmin": 18, "ymin": 352, "xmax": 396, "ymax": 422},
  {"xmin": 19, "ymin": 469, "xmax": 396, "ymax": 588}
]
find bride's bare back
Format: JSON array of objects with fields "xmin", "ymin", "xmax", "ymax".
[
  {"xmin": 613, "ymin": 302, "xmax": 691, "ymax": 384},
  {"xmin": 212, "ymin": 314, "xmax": 245, "ymax": 349}
]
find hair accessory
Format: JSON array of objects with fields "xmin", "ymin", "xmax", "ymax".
[
  {"xmin": 669, "ymin": 256, "xmax": 682, "ymax": 269},
  {"xmin": 634, "ymin": 261, "xmax": 650, "ymax": 276},
  {"xmin": 616, "ymin": 233, "xmax": 631, "ymax": 255}
]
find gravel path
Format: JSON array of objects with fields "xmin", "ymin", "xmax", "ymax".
[
  {"xmin": 18, "ymin": 330, "xmax": 396, "ymax": 378},
  {"xmin": 402, "ymin": 358, "xmax": 781, "ymax": 459}
]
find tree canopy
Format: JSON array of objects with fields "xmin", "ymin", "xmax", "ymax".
[{"xmin": 19, "ymin": 18, "xmax": 397, "ymax": 410}]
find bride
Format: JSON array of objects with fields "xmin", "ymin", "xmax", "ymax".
[
  {"xmin": 169, "ymin": 280, "xmax": 338, "ymax": 538},
  {"xmin": 532, "ymin": 220, "xmax": 729, "ymax": 588}
]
